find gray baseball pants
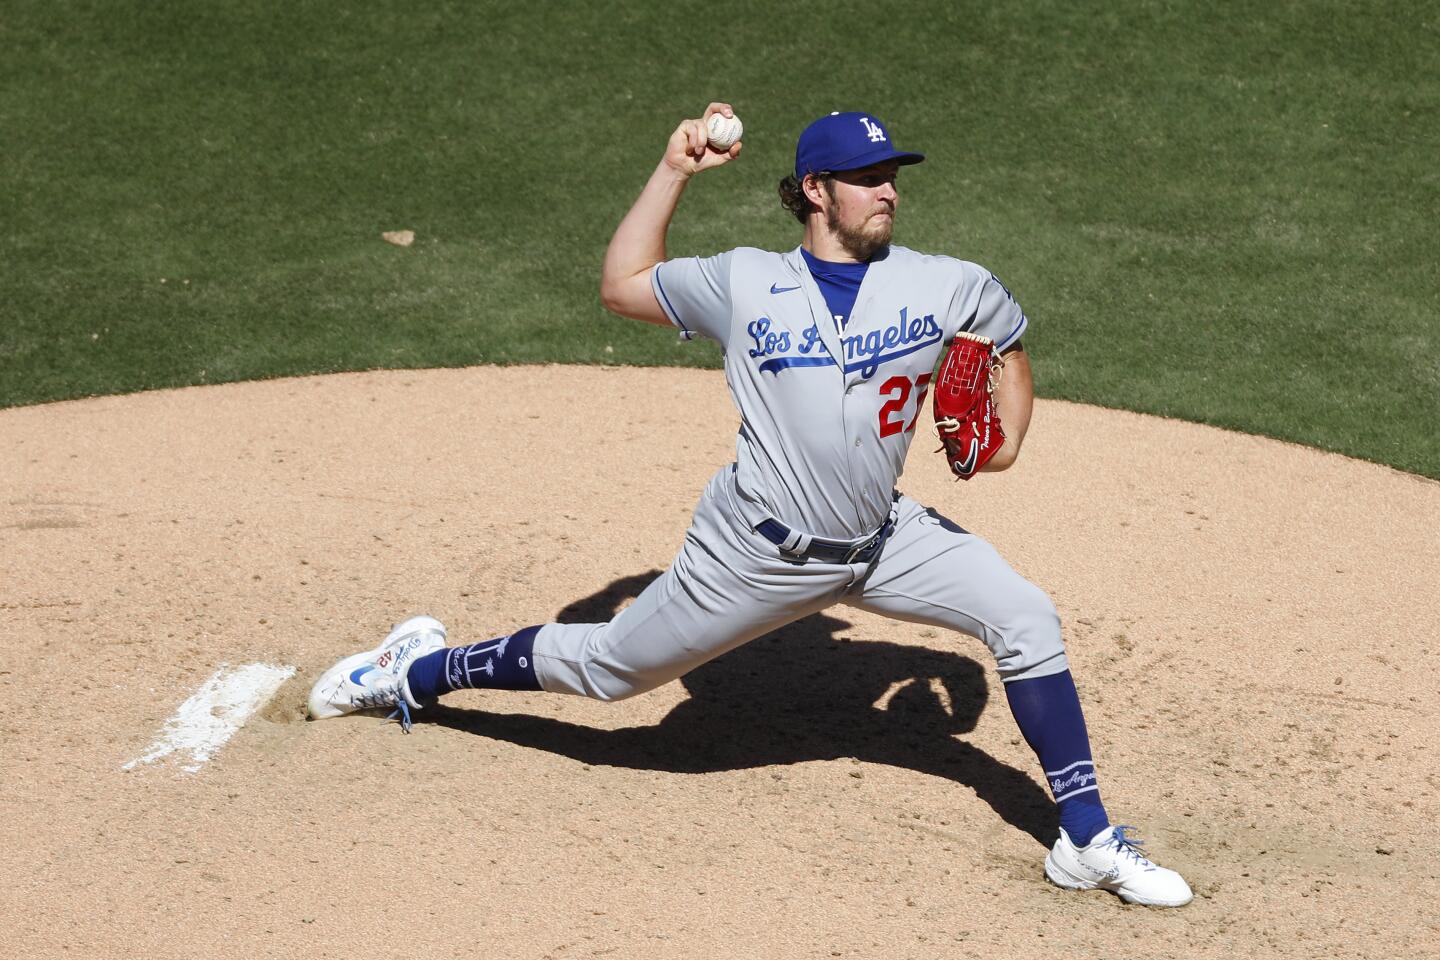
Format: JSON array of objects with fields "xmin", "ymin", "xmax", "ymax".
[{"xmin": 533, "ymin": 467, "xmax": 1068, "ymax": 701}]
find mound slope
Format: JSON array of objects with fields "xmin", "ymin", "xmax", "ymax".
[{"xmin": 2, "ymin": 366, "xmax": 1436, "ymax": 958}]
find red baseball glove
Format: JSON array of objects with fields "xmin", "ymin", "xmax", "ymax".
[{"xmin": 933, "ymin": 332, "xmax": 1006, "ymax": 480}]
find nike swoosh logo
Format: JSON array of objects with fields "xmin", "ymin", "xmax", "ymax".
[
  {"xmin": 769, "ymin": 283, "xmax": 801, "ymax": 294},
  {"xmin": 350, "ymin": 665, "xmax": 377, "ymax": 685},
  {"xmin": 953, "ymin": 438, "xmax": 980, "ymax": 477}
]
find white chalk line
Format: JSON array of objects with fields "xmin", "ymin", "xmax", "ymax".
[{"xmin": 123, "ymin": 662, "xmax": 296, "ymax": 774}]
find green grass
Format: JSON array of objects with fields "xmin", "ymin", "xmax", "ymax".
[{"xmin": 3, "ymin": 0, "xmax": 1437, "ymax": 476}]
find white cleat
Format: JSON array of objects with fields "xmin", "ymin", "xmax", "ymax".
[
  {"xmin": 1045, "ymin": 825, "xmax": 1194, "ymax": 907},
  {"xmin": 307, "ymin": 615, "xmax": 447, "ymax": 731}
]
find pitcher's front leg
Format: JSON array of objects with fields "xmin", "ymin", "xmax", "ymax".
[{"xmin": 848, "ymin": 496, "xmax": 1191, "ymax": 906}]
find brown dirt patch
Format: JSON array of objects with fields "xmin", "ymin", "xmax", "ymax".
[{"xmin": 2, "ymin": 365, "xmax": 1437, "ymax": 959}]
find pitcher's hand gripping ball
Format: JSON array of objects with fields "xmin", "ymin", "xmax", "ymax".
[
  {"xmin": 706, "ymin": 112, "xmax": 744, "ymax": 150},
  {"xmin": 933, "ymin": 332, "xmax": 1006, "ymax": 479}
]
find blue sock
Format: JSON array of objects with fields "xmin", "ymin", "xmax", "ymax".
[
  {"xmin": 1004, "ymin": 669, "xmax": 1111, "ymax": 846},
  {"xmin": 405, "ymin": 625, "xmax": 543, "ymax": 701}
]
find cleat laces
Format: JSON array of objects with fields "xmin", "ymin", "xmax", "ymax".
[
  {"xmin": 348, "ymin": 674, "xmax": 413, "ymax": 731},
  {"xmin": 350, "ymin": 687, "xmax": 399, "ymax": 710},
  {"xmin": 1102, "ymin": 825, "xmax": 1156, "ymax": 867},
  {"xmin": 386, "ymin": 700, "xmax": 414, "ymax": 733},
  {"xmin": 343, "ymin": 674, "xmax": 415, "ymax": 733}
]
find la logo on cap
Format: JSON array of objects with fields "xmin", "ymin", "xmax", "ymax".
[{"xmin": 794, "ymin": 111, "xmax": 925, "ymax": 178}]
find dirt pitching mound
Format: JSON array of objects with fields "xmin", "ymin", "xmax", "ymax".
[{"xmin": 2, "ymin": 365, "xmax": 1436, "ymax": 959}]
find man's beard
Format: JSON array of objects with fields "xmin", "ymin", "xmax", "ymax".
[{"xmin": 826, "ymin": 203, "xmax": 893, "ymax": 261}]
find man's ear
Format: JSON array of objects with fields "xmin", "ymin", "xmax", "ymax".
[{"xmin": 801, "ymin": 173, "xmax": 828, "ymax": 209}]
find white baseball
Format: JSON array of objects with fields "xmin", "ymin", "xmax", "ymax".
[{"xmin": 706, "ymin": 112, "xmax": 743, "ymax": 150}]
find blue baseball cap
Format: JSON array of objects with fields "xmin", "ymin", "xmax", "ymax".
[{"xmin": 794, "ymin": 111, "xmax": 925, "ymax": 179}]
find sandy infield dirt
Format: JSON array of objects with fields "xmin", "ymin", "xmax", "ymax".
[{"xmin": 2, "ymin": 364, "xmax": 1437, "ymax": 959}]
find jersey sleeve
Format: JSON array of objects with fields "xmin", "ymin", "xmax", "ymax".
[
  {"xmin": 960, "ymin": 267, "xmax": 1028, "ymax": 352},
  {"xmin": 650, "ymin": 251, "xmax": 735, "ymax": 342}
]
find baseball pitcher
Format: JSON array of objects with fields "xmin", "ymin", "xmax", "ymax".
[{"xmin": 309, "ymin": 104, "xmax": 1193, "ymax": 907}]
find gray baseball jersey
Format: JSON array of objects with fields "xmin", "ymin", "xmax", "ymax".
[
  {"xmin": 652, "ymin": 245, "xmax": 1026, "ymax": 539},
  {"xmin": 526, "ymin": 245, "xmax": 1065, "ymax": 703}
]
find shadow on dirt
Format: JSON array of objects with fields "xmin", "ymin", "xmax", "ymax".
[{"xmin": 427, "ymin": 570, "xmax": 1057, "ymax": 846}]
